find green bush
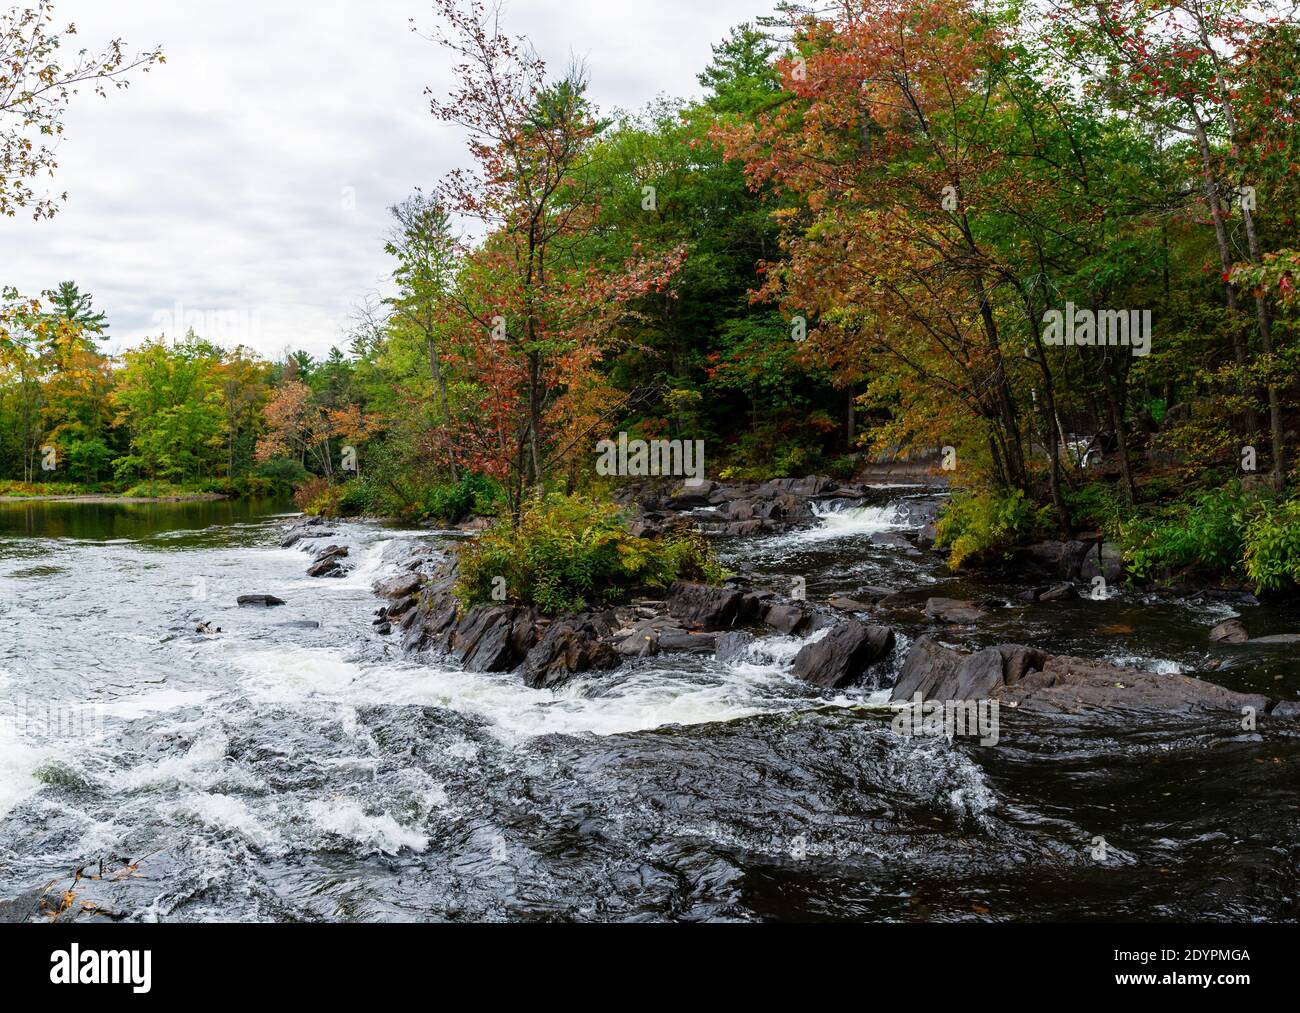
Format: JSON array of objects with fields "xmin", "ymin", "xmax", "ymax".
[
  {"xmin": 456, "ymin": 493, "xmax": 729, "ymax": 613},
  {"xmin": 417, "ymin": 474, "xmax": 500, "ymax": 525},
  {"xmin": 122, "ymin": 481, "xmax": 191, "ymax": 498},
  {"xmin": 1243, "ymin": 497, "xmax": 1300, "ymax": 592},
  {"xmin": 1064, "ymin": 481, "xmax": 1125, "ymax": 539},
  {"xmin": 1123, "ymin": 485, "xmax": 1247, "ymax": 582},
  {"xmin": 255, "ymin": 457, "xmax": 310, "ymax": 492},
  {"xmin": 936, "ymin": 487, "xmax": 1053, "ymax": 569}
]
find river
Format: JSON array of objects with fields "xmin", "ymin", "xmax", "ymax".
[{"xmin": 1, "ymin": 493, "xmax": 1298, "ymax": 921}]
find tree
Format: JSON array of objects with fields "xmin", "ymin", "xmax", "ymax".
[
  {"xmin": 1, "ymin": 1, "xmax": 162, "ymax": 219},
  {"xmin": 46, "ymin": 280, "xmax": 107, "ymax": 336}
]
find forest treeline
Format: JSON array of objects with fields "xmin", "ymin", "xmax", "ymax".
[{"xmin": 3, "ymin": 0, "xmax": 1299, "ymax": 587}]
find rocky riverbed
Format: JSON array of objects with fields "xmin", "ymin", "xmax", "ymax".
[{"xmin": 5, "ymin": 488, "xmax": 1299, "ymax": 923}]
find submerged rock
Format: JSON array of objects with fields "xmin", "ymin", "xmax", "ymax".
[
  {"xmin": 237, "ymin": 594, "xmax": 286, "ymax": 608},
  {"xmin": 924, "ymin": 597, "xmax": 987, "ymax": 625},
  {"xmin": 715, "ymin": 630, "xmax": 755, "ymax": 664},
  {"xmin": 1208, "ymin": 618, "xmax": 1250, "ymax": 643}
]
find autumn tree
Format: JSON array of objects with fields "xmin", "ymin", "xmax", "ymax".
[{"xmin": 1, "ymin": 0, "xmax": 162, "ymax": 219}]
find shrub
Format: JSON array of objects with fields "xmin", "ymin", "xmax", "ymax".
[
  {"xmin": 456, "ymin": 493, "xmax": 729, "ymax": 613},
  {"xmin": 1064, "ymin": 481, "xmax": 1125, "ymax": 539},
  {"xmin": 1123, "ymin": 485, "xmax": 1247, "ymax": 582},
  {"xmin": 294, "ymin": 477, "xmax": 343, "ymax": 517},
  {"xmin": 417, "ymin": 474, "xmax": 500, "ymax": 525},
  {"xmin": 936, "ymin": 487, "xmax": 1053, "ymax": 569},
  {"xmin": 1243, "ymin": 497, "xmax": 1300, "ymax": 592},
  {"xmin": 256, "ymin": 456, "xmax": 310, "ymax": 492},
  {"xmin": 122, "ymin": 481, "xmax": 190, "ymax": 498}
]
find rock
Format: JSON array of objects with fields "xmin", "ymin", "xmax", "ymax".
[
  {"xmin": 715, "ymin": 630, "xmax": 755, "ymax": 664},
  {"xmin": 892, "ymin": 638, "xmax": 1047, "ymax": 702},
  {"xmin": 281, "ymin": 520, "xmax": 336, "ymax": 549},
  {"xmin": 1250, "ymin": 634, "xmax": 1300, "ymax": 645},
  {"xmin": 763, "ymin": 602, "xmax": 813, "ymax": 635},
  {"xmin": 277, "ymin": 620, "xmax": 320, "ymax": 629},
  {"xmin": 313, "ymin": 544, "xmax": 349, "ymax": 562},
  {"xmin": 372, "ymin": 572, "xmax": 425, "ymax": 599},
  {"xmin": 924, "ymin": 597, "xmax": 987, "ymax": 625},
  {"xmin": 665, "ymin": 491, "xmax": 713, "ymax": 510},
  {"xmin": 728, "ymin": 499, "xmax": 757, "ymax": 521},
  {"xmin": 870, "ymin": 530, "xmax": 917, "ymax": 551},
  {"xmin": 1208, "ymin": 618, "xmax": 1250, "ymax": 644},
  {"xmin": 890, "ymin": 636, "xmax": 1273, "ymax": 718},
  {"xmin": 237, "ymin": 595, "xmax": 285, "ymax": 608},
  {"xmin": 791, "ymin": 621, "xmax": 896, "ymax": 689},
  {"xmin": 657, "ymin": 629, "xmax": 719, "ymax": 653},
  {"xmin": 386, "ymin": 595, "xmax": 418, "ymax": 620},
  {"xmin": 915, "ymin": 522, "xmax": 938, "ymax": 549},
  {"xmin": 1271, "ymin": 701, "xmax": 1300, "ymax": 718},
  {"xmin": 1080, "ymin": 541, "xmax": 1123, "ymax": 583},
  {"xmin": 450, "ymin": 605, "xmax": 537, "ymax": 672},
  {"xmin": 375, "ymin": 622, "xmax": 392, "ymax": 636},
  {"xmin": 1020, "ymin": 582, "xmax": 1079, "ymax": 602},
  {"xmin": 666, "ymin": 582, "xmax": 745, "ymax": 631},
  {"xmin": 826, "ymin": 596, "xmax": 874, "ymax": 613},
  {"xmin": 306, "ymin": 558, "xmax": 345, "ymax": 578},
  {"xmin": 724, "ymin": 520, "xmax": 767, "ymax": 537},
  {"xmin": 195, "ymin": 621, "xmax": 222, "ymax": 635},
  {"xmin": 1026, "ymin": 539, "xmax": 1094, "ymax": 579},
  {"xmin": 522, "ymin": 614, "xmax": 621, "ymax": 689}
]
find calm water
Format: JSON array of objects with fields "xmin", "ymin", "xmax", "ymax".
[{"xmin": 1, "ymin": 494, "xmax": 1298, "ymax": 921}]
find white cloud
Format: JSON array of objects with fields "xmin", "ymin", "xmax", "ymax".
[{"xmin": 1, "ymin": 0, "xmax": 764, "ymax": 358}]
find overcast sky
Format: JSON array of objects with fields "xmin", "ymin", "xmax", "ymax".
[{"xmin": 2, "ymin": 0, "xmax": 767, "ymax": 359}]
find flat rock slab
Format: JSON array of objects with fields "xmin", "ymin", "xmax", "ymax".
[
  {"xmin": 891, "ymin": 635, "xmax": 1279, "ymax": 720},
  {"xmin": 924, "ymin": 597, "xmax": 987, "ymax": 624}
]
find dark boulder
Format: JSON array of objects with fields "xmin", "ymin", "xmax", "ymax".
[
  {"xmin": 666, "ymin": 582, "xmax": 745, "ymax": 630},
  {"xmin": 1025, "ymin": 539, "xmax": 1094, "ymax": 579},
  {"xmin": 892, "ymin": 637, "xmax": 1048, "ymax": 703},
  {"xmin": 1080, "ymin": 541, "xmax": 1123, "ymax": 583},
  {"xmin": 450, "ymin": 605, "xmax": 538, "ymax": 672},
  {"xmin": 791, "ymin": 621, "xmax": 896, "ymax": 689},
  {"xmin": 237, "ymin": 594, "xmax": 286, "ymax": 608},
  {"xmin": 306, "ymin": 557, "xmax": 345, "ymax": 578},
  {"xmin": 657, "ymin": 629, "xmax": 719, "ymax": 653},
  {"xmin": 763, "ymin": 602, "xmax": 814, "ymax": 635},
  {"xmin": 522, "ymin": 614, "xmax": 621, "ymax": 689}
]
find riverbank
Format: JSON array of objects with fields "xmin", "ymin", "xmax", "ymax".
[{"xmin": 0, "ymin": 492, "xmax": 229, "ymax": 504}]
